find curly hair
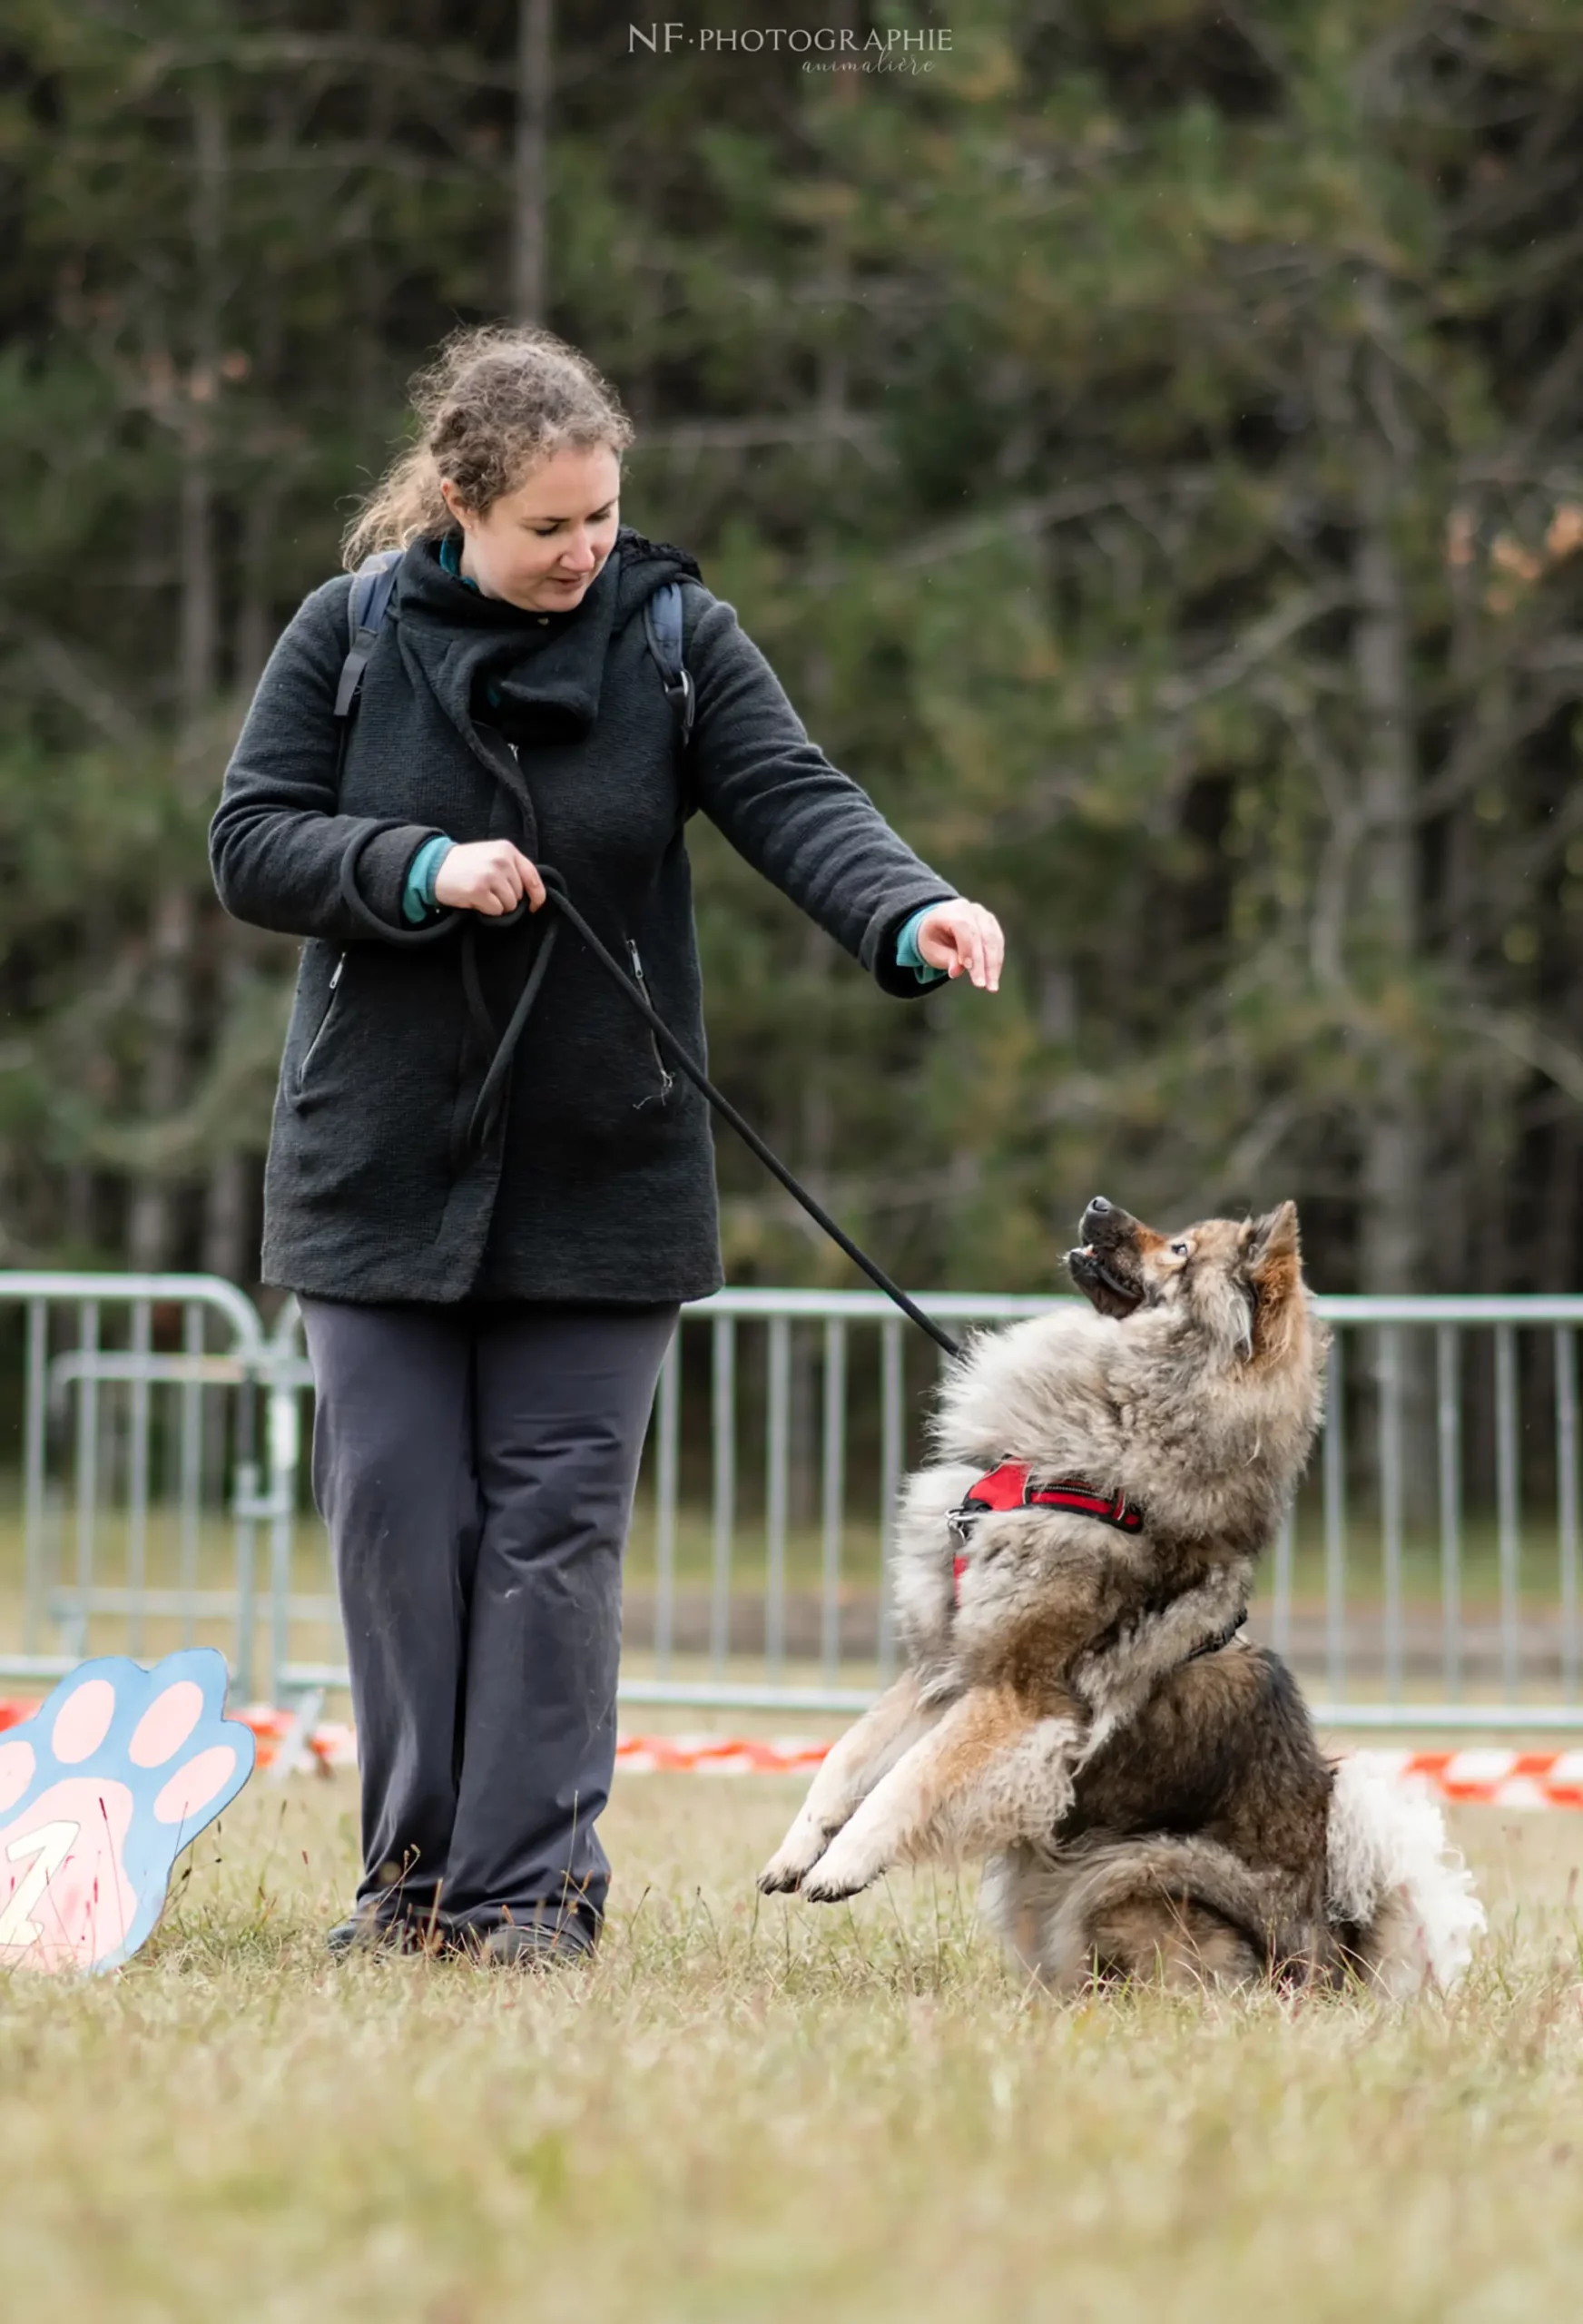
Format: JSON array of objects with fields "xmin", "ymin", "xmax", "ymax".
[{"xmin": 342, "ymin": 324, "xmax": 634, "ymax": 567}]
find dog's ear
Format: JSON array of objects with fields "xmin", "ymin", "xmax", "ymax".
[
  {"xmin": 1242, "ymin": 1202, "xmax": 1303, "ymax": 1364},
  {"xmin": 1245, "ymin": 1200, "xmax": 1300, "ymax": 1274}
]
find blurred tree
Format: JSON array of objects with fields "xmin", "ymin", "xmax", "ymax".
[{"xmin": 0, "ymin": 0, "xmax": 1579, "ymax": 1331}]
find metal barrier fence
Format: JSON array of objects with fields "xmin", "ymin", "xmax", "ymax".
[
  {"xmin": 2, "ymin": 1274, "xmax": 1581, "ymax": 1730},
  {"xmin": 0, "ymin": 1273, "xmax": 283, "ymax": 1695}
]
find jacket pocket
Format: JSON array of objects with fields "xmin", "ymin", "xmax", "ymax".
[
  {"xmin": 294, "ymin": 950, "xmax": 347, "ymax": 1098},
  {"xmin": 624, "ymin": 937, "xmax": 674, "ymax": 1110}
]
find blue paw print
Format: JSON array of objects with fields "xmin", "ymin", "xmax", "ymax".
[{"xmin": 0, "ymin": 1648, "xmax": 255, "ymax": 1974}]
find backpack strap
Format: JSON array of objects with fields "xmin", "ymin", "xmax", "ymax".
[
  {"xmin": 333, "ymin": 548, "xmax": 404, "ymax": 721},
  {"xmin": 643, "ymin": 580, "xmax": 698, "ymax": 819}
]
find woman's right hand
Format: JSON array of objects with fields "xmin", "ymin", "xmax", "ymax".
[{"xmin": 433, "ymin": 841, "xmax": 546, "ymax": 916}]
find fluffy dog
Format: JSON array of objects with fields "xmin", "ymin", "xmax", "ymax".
[{"xmin": 759, "ymin": 1196, "xmax": 1482, "ymax": 1994}]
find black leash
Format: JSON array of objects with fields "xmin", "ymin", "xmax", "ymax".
[{"xmin": 336, "ymin": 839, "xmax": 963, "ymax": 1359}]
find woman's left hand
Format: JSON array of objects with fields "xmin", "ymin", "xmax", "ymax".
[{"xmin": 915, "ymin": 899, "xmax": 1004, "ymax": 991}]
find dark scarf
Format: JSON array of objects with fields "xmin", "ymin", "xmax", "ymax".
[{"xmin": 395, "ymin": 526, "xmax": 700, "ymax": 752}]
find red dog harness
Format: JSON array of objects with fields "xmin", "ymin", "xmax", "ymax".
[{"xmin": 947, "ymin": 1460, "xmax": 1144, "ymax": 1603}]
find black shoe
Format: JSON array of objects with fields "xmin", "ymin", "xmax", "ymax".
[
  {"xmin": 457, "ymin": 1919, "xmax": 596, "ymax": 1970},
  {"xmin": 324, "ymin": 1911, "xmax": 435, "ymax": 1958}
]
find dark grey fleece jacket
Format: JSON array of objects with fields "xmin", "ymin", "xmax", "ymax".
[{"xmin": 209, "ymin": 527, "xmax": 957, "ymax": 1305}]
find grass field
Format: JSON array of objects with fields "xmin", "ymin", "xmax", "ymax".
[{"xmin": 1, "ymin": 1770, "xmax": 1580, "ymax": 2322}]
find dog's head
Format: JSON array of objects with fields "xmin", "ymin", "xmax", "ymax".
[{"xmin": 1066, "ymin": 1194, "xmax": 1309, "ymax": 1364}]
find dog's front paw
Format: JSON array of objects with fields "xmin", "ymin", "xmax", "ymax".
[
  {"xmin": 757, "ymin": 1816, "xmax": 832, "ymax": 1895},
  {"xmin": 797, "ymin": 1837, "xmax": 882, "ymax": 1904}
]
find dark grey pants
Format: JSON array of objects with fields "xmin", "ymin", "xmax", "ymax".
[{"xmin": 299, "ymin": 1295, "xmax": 679, "ymax": 1947}]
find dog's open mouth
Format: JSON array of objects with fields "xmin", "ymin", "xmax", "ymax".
[{"xmin": 1066, "ymin": 1243, "xmax": 1145, "ymax": 1320}]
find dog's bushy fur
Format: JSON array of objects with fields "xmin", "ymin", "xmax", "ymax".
[{"xmin": 760, "ymin": 1197, "xmax": 1483, "ymax": 1996}]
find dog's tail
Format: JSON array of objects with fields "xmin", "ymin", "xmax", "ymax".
[
  {"xmin": 990, "ymin": 1834, "xmax": 1308, "ymax": 1988},
  {"xmin": 1325, "ymin": 1753, "xmax": 1485, "ymax": 1998}
]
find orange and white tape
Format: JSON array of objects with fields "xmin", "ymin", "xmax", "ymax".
[
  {"xmin": 616, "ymin": 1736, "xmax": 1583, "ymax": 1808},
  {"xmin": 238, "ymin": 1705, "xmax": 358, "ymax": 1772},
  {"xmin": 1363, "ymin": 1748, "xmax": 1583, "ymax": 1812},
  {"xmin": 5, "ymin": 1698, "xmax": 1582, "ymax": 1807},
  {"xmin": 615, "ymin": 1734, "xmax": 832, "ymax": 1776}
]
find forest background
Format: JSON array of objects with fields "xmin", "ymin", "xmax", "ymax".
[{"xmin": 2, "ymin": 0, "xmax": 1582, "ymax": 1314}]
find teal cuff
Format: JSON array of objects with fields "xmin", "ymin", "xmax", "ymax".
[
  {"xmin": 895, "ymin": 904, "xmax": 949, "ymax": 986},
  {"xmin": 401, "ymin": 834, "xmax": 456, "ymax": 925}
]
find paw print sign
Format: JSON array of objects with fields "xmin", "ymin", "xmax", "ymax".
[{"xmin": 0, "ymin": 1649, "xmax": 255, "ymax": 1974}]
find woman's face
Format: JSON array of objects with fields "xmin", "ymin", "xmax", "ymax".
[{"xmin": 440, "ymin": 445, "xmax": 622, "ymax": 612}]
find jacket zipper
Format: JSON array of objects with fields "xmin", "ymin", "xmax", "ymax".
[
  {"xmin": 298, "ymin": 951, "xmax": 346, "ymax": 1089},
  {"xmin": 625, "ymin": 940, "xmax": 674, "ymax": 1108}
]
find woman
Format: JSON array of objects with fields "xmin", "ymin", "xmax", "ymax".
[{"xmin": 210, "ymin": 325, "xmax": 1004, "ymax": 1965}]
